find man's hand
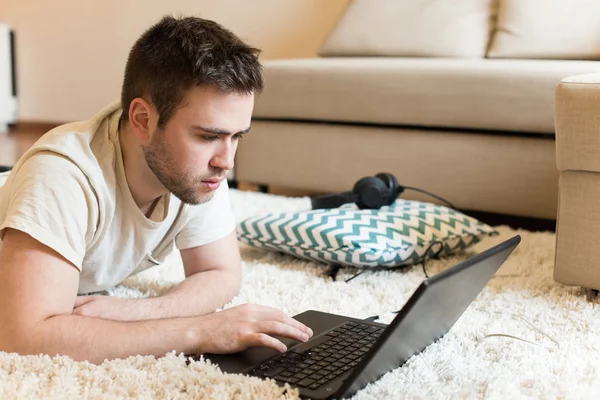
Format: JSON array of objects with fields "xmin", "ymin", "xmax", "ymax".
[
  {"xmin": 195, "ymin": 304, "xmax": 314, "ymax": 354},
  {"xmin": 72, "ymin": 296, "xmax": 145, "ymax": 321},
  {"xmin": 71, "ymin": 297, "xmax": 315, "ymax": 355}
]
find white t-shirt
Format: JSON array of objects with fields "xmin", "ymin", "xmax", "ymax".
[{"xmin": 0, "ymin": 101, "xmax": 236, "ymax": 294}]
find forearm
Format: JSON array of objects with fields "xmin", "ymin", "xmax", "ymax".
[
  {"xmin": 15, "ymin": 314, "xmax": 201, "ymax": 364},
  {"xmin": 135, "ymin": 269, "xmax": 240, "ymax": 320},
  {"xmin": 155, "ymin": 269, "xmax": 240, "ymax": 317}
]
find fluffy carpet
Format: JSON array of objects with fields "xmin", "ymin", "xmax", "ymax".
[{"xmin": 1, "ymin": 189, "xmax": 600, "ymax": 400}]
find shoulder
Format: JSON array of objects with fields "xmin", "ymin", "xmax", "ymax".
[
  {"xmin": 12, "ymin": 150, "xmax": 90, "ymax": 184},
  {"xmin": 2, "ymin": 151, "xmax": 98, "ymax": 208}
]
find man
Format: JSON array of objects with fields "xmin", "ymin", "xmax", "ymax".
[{"xmin": 0, "ymin": 15, "xmax": 313, "ymax": 364}]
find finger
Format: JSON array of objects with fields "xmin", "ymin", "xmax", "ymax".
[
  {"xmin": 245, "ymin": 305, "xmax": 314, "ymax": 337},
  {"xmin": 71, "ymin": 305, "xmax": 85, "ymax": 316},
  {"xmin": 74, "ymin": 296, "xmax": 94, "ymax": 307},
  {"xmin": 246, "ymin": 332, "xmax": 288, "ymax": 353},
  {"xmin": 254, "ymin": 321, "xmax": 310, "ymax": 343}
]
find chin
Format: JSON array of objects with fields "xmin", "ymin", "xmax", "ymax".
[
  {"xmin": 187, "ymin": 191, "xmax": 216, "ymax": 205},
  {"xmin": 171, "ymin": 184, "xmax": 216, "ymax": 205}
]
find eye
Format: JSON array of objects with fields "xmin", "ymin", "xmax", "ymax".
[
  {"xmin": 233, "ymin": 133, "xmax": 246, "ymax": 140},
  {"xmin": 201, "ymin": 135, "xmax": 220, "ymax": 142}
]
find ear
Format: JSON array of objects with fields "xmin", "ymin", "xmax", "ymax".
[{"xmin": 128, "ymin": 98, "xmax": 157, "ymax": 143}]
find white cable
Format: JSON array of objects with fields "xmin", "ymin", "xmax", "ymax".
[
  {"xmin": 481, "ymin": 333, "xmax": 555, "ymax": 349},
  {"xmin": 475, "ymin": 308, "xmax": 560, "ymax": 349}
]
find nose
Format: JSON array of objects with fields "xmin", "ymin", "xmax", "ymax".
[{"xmin": 210, "ymin": 139, "xmax": 235, "ymax": 171}]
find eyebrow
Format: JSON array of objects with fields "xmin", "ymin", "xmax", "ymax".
[{"xmin": 192, "ymin": 125, "xmax": 251, "ymax": 136}]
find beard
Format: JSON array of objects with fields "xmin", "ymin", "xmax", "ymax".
[{"xmin": 142, "ymin": 129, "xmax": 223, "ymax": 205}]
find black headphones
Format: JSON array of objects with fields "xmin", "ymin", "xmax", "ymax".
[
  {"xmin": 310, "ymin": 172, "xmax": 456, "ymax": 210},
  {"xmin": 311, "ymin": 172, "xmax": 405, "ymax": 210}
]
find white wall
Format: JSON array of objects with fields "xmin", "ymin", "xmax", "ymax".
[{"xmin": 0, "ymin": 0, "xmax": 348, "ymax": 122}]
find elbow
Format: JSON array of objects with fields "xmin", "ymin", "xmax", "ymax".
[
  {"xmin": 0, "ymin": 315, "xmax": 72, "ymax": 360},
  {"xmin": 0, "ymin": 323, "xmax": 36, "ymax": 356},
  {"xmin": 0, "ymin": 337, "xmax": 21, "ymax": 355}
]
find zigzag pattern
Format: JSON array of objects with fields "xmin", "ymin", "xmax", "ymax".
[{"xmin": 237, "ymin": 200, "xmax": 496, "ymax": 269}]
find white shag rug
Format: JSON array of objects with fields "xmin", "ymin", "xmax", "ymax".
[{"xmin": 2, "ymin": 189, "xmax": 600, "ymax": 400}]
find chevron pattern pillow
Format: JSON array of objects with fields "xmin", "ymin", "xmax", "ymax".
[{"xmin": 237, "ymin": 200, "xmax": 496, "ymax": 269}]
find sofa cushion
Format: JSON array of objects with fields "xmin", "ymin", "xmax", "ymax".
[
  {"xmin": 319, "ymin": 0, "xmax": 496, "ymax": 58},
  {"xmin": 253, "ymin": 58, "xmax": 600, "ymax": 134},
  {"xmin": 237, "ymin": 199, "xmax": 496, "ymax": 270},
  {"xmin": 488, "ymin": 0, "xmax": 600, "ymax": 60}
]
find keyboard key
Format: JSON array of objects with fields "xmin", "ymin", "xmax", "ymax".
[
  {"xmin": 297, "ymin": 378, "xmax": 316, "ymax": 388},
  {"xmin": 309, "ymin": 383, "xmax": 322, "ymax": 390},
  {"xmin": 262, "ymin": 367, "xmax": 286, "ymax": 378}
]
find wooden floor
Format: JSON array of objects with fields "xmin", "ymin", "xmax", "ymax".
[{"xmin": 0, "ymin": 124, "xmax": 49, "ymax": 167}]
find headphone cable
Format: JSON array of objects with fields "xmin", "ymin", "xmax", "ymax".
[{"xmin": 401, "ymin": 186, "xmax": 456, "ymax": 210}]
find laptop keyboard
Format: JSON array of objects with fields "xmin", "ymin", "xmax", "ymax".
[{"xmin": 250, "ymin": 321, "xmax": 385, "ymax": 391}]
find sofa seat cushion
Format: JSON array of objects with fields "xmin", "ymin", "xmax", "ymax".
[{"xmin": 253, "ymin": 58, "xmax": 600, "ymax": 135}]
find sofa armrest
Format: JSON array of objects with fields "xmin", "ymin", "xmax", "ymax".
[
  {"xmin": 555, "ymin": 72, "xmax": 600, "ymax": 173},
  {"xmin": 555, "ymin": 72, "xmax": 600, "ymax": 290}
]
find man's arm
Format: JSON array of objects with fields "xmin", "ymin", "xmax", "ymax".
[
  {"xmin": 73, "ymin": 230, "xmax": 241, "ymax": 321},
  {"xmin": 0, "ymin": 229, "xmax": 311, "ymax": 364},
  {"xmin": 142, "ymin": 230, "xmax": 241, "ymax": 318}
]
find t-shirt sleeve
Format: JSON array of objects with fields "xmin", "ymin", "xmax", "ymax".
[
  {"xmin": 175, "ymin": 179, "xmax": 236, "ymax": 250},
  {"xmin": 0, "ymin": 152, "xmax": 97, "ymax": 270}
]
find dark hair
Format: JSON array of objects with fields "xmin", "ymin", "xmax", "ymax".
[{"xmin": 120, "ymin": 15, "xmax": 264, "ymax": 128}]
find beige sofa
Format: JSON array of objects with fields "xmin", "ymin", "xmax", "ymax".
[
  {"xmin": 554, "ymin": 72, "xmax": 600, "ymax": 291},
  {"xmin": 235, "ymin": 0, "xmax": 600, "ymax": 221}
]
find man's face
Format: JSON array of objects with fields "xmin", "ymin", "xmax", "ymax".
[{"xmin": 143, "ymin": 86, "xmax": 254, "ymax": 205}]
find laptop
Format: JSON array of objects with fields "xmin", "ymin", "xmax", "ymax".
[{"xmin": 192, "ymin": 235, "xmax": 521, "ymax": 399}]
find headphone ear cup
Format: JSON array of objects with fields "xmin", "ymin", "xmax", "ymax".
[
  {"xmin": 375, "ymin": 172, "xmax": 401, "ymax": 205},
  {"xmin": 353, "ymin": 177, "xmax": 388, "ymax": 209}
]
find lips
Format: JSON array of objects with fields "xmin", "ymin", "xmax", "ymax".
[
  {"xmin": 202, "ymin": 176, "xmax": 225, "ymax": 184},
  {"xmin": 201, "ymin": 177, "xmax": 224, "ymax": 191}
]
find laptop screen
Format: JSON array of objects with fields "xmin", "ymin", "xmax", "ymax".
[{"xmin": 339, "ymin": 236, "xmax": 520, "ymax": 398}]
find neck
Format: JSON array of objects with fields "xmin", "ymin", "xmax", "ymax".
[{"xmin": 118, "ymin": 122, "xmax": 167, "ymax": 211}]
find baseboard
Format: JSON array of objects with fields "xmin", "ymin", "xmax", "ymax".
[
  {"xmin": 459, "ymin": 209, "xmax": 556, "ymax": 233},
  {"xmin": 9, "ymin": 121, "xmax": 64, "ymax": 133}
]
